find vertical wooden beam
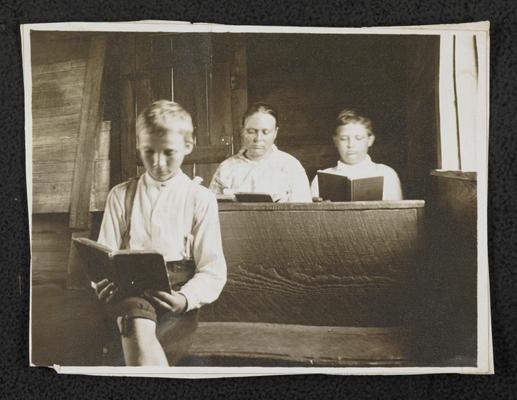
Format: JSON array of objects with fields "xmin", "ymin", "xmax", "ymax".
[
  {"xmin": 230, "ymin": 35, "xmax": 248, "ymax": 153},
  {"xmin": 172, "ymin": 35, "xmax": 198, "ymax": 178},
  {"xmin": 191, "ymin": 36, "xmax": 212, "ymax": 185},
  {"xmin": 119, "ymin": 35, "xmax": 137, "ymax": 181},
  {"xmin": 69, "ymin": 35, "xmax": 107, "ymax": 229},
  {"xmin": 210, "ymin": 60, "xmax": 234, "ymax": 155}
]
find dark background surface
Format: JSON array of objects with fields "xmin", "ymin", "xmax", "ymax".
[{"xmin": 1, "ymin": 0, "xmax": 516, "ymax": 398}]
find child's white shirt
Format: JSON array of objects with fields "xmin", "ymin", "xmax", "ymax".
[
  {"xmin": 310, "ymin": 155, "xmax": 403, "ymax": 200},
  {"xmin": 97, "ymin": 170, "xmax": 227, "ymax": 312},
  {"xmin": 209, "ymin": 145, "xmax": 312, "ymax": 202}
]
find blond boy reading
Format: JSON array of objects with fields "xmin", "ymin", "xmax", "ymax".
[{"xmin": 93, "ymin": 100, "xmax": 227, "ymax": 366}]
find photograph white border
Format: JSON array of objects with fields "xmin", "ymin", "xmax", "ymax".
[{"xmin": 22, "ymin": 20, "xmax": 492, "ymax": 377}]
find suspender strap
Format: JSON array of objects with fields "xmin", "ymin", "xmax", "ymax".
[
  {"xmin": 119, "ymin": 176, "xmax": 200, "ymax": 251},
  {"xmin": 183, "ymin": 181, "xmax": 198, "ymax": 237},
  {"xmin": 120, "ymin": 177, "xmax": 139, "ymax": 250}
]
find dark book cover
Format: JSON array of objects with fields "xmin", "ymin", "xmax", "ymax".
[
  {"xmin": 72, "ymin": 237, "xmax": 172, "ymax": 294},
  {"xmin": 317, "ymin": 172, "xmax": 384, "ymax": 201},
  {"xmin": 234, "ymin": 192, "xmax": 280, "ymax": 202}
]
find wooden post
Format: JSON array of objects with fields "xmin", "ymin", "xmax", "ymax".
[
  {"xmin": 230, "ymin": 35, "xmax": 248, "ymax": 153},
  {"xmin": 69, "ymin": 35, "xmax": 107, "ymax": 229},
  {"xmin": 119, "ymin": 35, "xmax": 138, "ymax": 182}
]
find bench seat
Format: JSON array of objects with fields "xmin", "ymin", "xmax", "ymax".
[{"xmin": 186, "ymin": 322, "xmax": 411, "ymax": 367}]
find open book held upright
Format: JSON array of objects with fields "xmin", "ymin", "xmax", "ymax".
[
  {"xmin": 72, "ymin": 237, "xmax": 195, "ymax": 294},
  {"xmin": 317, "ymin": 171, "xmax": 384, "ymax": 201}
]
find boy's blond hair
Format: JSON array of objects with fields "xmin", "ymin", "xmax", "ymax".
[{"xmin": 136, "ymin": 100, "xmax": 194, "ymax": 145}]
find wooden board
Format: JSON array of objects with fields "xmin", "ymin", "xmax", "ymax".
[
  {"xmin": 418, "ymin": 172, "xmax": 477, "ymax": 363},
  {"xmin": 189, "ymin": 322, "xmax": 410, "ymax": 366},
  {"xmin": 31, "ymin": 214, "xmax": 73, "ymax": 284},
  {"xmin": 202, "ymin": 203, "xmax": 423, "ymax": 327},
  {"xmin": 69, "ymin": 35, "xmax": 107, "ymax": 229},
  {"xmin": 230, "ymin": 36, "xmax": 248, "ymax": 152}
]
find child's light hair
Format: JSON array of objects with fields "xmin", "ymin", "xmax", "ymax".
[
  {"xmin": 335, "ymin": 109, "xmax": 373, "ymax": 136},
  {"xmin": 136, "ymin": 100, "xmax": 194, "ymax": 145}
]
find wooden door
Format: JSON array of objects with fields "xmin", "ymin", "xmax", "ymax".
[{"xmin": 115, "ymin": 33, "xmax": 242, "ymax": 187}]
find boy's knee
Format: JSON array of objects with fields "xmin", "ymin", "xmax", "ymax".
[
  {"xmin": 109, "ymin": 296, "xmax": 158, "ymax": 337},
  {"xmin": 117, "ymin": 316, "xmax": 157, "ymax": 339}
]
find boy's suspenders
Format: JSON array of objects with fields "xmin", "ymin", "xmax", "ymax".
[
  {"xmin": 120, "ymin": 177, "xmax": 139, "ymax": 251},
  {"xmin": 119, "ymin": 176, "xmax": 198, "ymax": 250}
]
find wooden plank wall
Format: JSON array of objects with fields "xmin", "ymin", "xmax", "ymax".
[
  {"xmin": 32, "ymin": 212, "xmax": 104, "ymax": 284},
  {"xmin": 31, "ymin": 214, "xmax": 73, "ymax": 284},
  {"xmin": 246, "ymin": 34, "xmax": 439, "ymax": 197},
  {"xmin": 31, "ymin": 32, "xmax": 91, "ymax": 214}
]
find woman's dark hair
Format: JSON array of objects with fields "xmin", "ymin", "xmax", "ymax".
[
  {"xmin": 242, "ymin": 102, "xmax": 279, "ymax": 127},
  {"xmin": 335, "ymin": 109, "xmax": 373, "ymax": 136}
]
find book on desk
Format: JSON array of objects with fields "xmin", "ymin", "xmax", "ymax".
[
  {"xmin": 317, "ymin": 171, "xmax": 384, "ymax": 201},
  {"xmin": 72, "ymin": 237, "xmax": 174, "ymax": 294},
  {"xmin": 217, "ymin": 192, "xmax": 280, "ymax": 203}
]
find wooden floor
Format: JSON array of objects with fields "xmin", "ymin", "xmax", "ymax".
[{"xmin": 31, "ymin": 282, "xmax": 107, "ymax": 366}]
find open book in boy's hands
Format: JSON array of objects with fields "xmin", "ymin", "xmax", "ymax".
[
  {"xmin": 72, "ymin": 237, "xmax": 172, "ymax": 294},
  {"xmin": 317, "ymin": 171, "xmax": 384, "ymax": 201}
]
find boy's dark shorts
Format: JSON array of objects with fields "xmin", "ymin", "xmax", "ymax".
[
  {"xmin": 109, "ymin": 295, "xmax": 157, "ymax": 320},
  {"xmin": 106, "ymin": 296, "xmax": 198, "ymax": 337}
]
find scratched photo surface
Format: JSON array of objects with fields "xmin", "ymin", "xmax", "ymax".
[{"xmin": 27, "ymin": 25, "xmax": 489, "ymax": 373}]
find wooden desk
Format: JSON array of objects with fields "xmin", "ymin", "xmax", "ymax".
[{"xmin": 189, "ymin": 200, "xmax": 425, "ymax": 366}]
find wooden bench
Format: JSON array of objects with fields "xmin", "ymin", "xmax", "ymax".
[
  {"xmin": 31, "ymin": 200, "xmax": 425, "ymax": 367},
  {"xmin": 183, "ymin": 200, "xmax": 425, "ymax": 367}
]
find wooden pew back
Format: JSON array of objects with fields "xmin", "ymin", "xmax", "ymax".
[
  {"xmin": 85, "ymin": 201, "xmax": 425, "ymax": 366},
  {"xmin": 201, "ymin": 201, "xmax": 424, "ymax": 327}
]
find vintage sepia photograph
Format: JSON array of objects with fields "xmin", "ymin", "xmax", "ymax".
[{"xmin": 24, "ymin": 21, "xmax": 491, "ymax": 375}]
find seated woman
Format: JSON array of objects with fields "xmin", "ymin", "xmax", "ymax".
[
  {"xmin": 209, "ymin": 102, "xmax": 312, "ymax": 202},
  {"xmin": 311, "ymin": 109, "xmax": 403, "ymax": 200}
]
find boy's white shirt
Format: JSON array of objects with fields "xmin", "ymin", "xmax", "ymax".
[
  {"xmin": 311, "ymin": 155, "xmax": 403, "ymax": 200},
  {"xmin": 209, "ymin": 144, "xmax": 312, "ymax": 202},
  {"xmin": 97, "ymin": 170, "xmax": 227, "ymax": 312}
]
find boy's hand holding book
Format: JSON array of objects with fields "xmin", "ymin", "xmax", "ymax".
[
  {"xmin": 144, "ymin": 290, "xmax": 188, "ymax": 315},
  {"xmin": 92, "ymin": 278, "xmax": 119, "ymax": 304}
]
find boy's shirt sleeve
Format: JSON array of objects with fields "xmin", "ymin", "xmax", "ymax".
[
  {"xmin": 382, "ymin": 167, "xmax": 403, "ymax": 201},
  {"xmin": 178, "ymin": 190, "xmax": 227, "ymax": 311},
  {"xmin": 310, "ymin": 175, "xmax": 319, "ymax": 198},
  {"xmin": 97, "ymin": 184, "xmax": 126, "ymax": 251}
]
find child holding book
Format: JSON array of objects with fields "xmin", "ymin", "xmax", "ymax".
[
  {"xmin": 311, "ymin": 109, "xmax": 403, "ymax": 200},
  {"xmin": 93, "ymin": 100, "xmax": 227, "ymax": 366}
]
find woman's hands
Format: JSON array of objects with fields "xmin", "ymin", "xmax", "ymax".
[
  {"xmin": 144, "ymin": 290, "xmax": 188, "ymax": 315},
  {"xmin": 92, "ymin": 278, "xmax": 119, "ymax": 304}
]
